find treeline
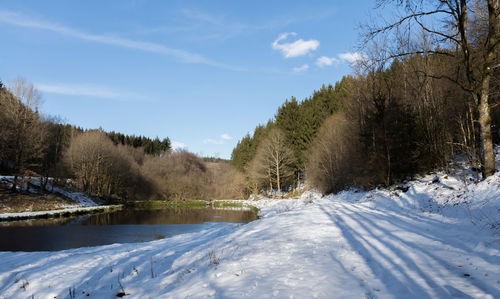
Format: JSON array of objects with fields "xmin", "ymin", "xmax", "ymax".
[
  {"xmin": 232, "ymin": 56, "xmax": 500, "ymax": 195},
  {"xmin": 106, "ymin": 131, "xmax": 170, "ymax": 156},
  {"xmin": 0, "ymin": 78, "xmax": 72, "ymax": 191},
  {"xmin": 0, "ymin": 78, "xmax": 242, "ymax": 201},
  {"xmin": 230, "ymin": 81, "xmax": 350, "ymax": 196},
  {"xmin": 307, "ymin": 54, "xmax": 498, "ymax": 193}
]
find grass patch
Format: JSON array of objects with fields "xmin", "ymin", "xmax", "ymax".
[
  {"xmin": 0, "ymin": 190, "xmax": 78, "ymax": 213},
  {"xmin": 127, "ymin": 199, "xmax": 260, "ymax": 213},
  {"xmin": 284, "ymin": 188, "xmax": 307, "ymax": 199},
  {"xmin": 213, "ymin": 201, "xmax": 244, "ymax": 209},
  {"xmin": 213, "ymin": 201, "xmax": 259, "ymax": 213}
]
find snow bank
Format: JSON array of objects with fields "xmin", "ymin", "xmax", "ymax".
[
  {"xmin": 0, "ymin": 205, "xmax": 120, "ymax": 221},
  {"xmin": 325, "ymin": 170, "xmax": 500, "ymax": 232}
]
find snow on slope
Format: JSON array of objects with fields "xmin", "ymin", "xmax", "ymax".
[
  {"xmin": 0, "ymin": 176, "xmax": 98, "ymax": 211},
  {"xmin": 1, "ymin": 171, "xmax": 500, "ymax": 298}
]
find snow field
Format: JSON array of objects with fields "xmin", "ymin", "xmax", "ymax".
[{"xmin": 0, "ymin": 170, "xmax": 499, "ymax": 298}]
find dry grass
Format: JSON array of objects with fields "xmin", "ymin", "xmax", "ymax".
[
  {"xmin": 208, "ymin": 249, "xmax": 221, "ymax": 266},
  {"xmin": 0, "ymin": 188, "xmax": 76, "ymax": 213}
]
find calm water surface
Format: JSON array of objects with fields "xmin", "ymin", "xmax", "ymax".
[{"xmin": 0, "ymin": 208, "xmax": 257, "ymax": 252}]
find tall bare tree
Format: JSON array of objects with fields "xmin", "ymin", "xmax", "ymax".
[
  {"xmin": 5, "ymin": 78, "xmax": 43, "ymax": 191},
  {"xmin": 250, "ymin": 128, "xmax": 295, "ymax": 199},
  {"xmin": 364, "ymin": 0, "xmax": 499, "ymax": 178}
]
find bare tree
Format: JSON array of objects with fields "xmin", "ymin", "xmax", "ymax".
[
  {"xmin": 64, "ymin": 130, "xmax": 151, "ymax": 200},
  {"xmin": 5, "ymin": 78, "xmax": 43, "ymax": 191},
  {"xmin": 204, "ymin": 162, "xmax": 248, "ymax": 200},
  {"xmin": 142, "ymin": 150, "xmax": 212, "ymax": 200},
  {"xmin": 306, "ymin": 113, "xmax": 361, "ymax": 194},
  {"xmin": 250, "ymin": 128, "xmax": 295, "ymax": 199},
  {"xmin": 364, "ymin": 0, "xmax": 499, "ymax": 178}
]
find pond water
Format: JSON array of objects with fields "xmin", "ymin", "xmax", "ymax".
[{"xmin": 0, "ymin": 208, "xmax": 258, "ymax": 252}]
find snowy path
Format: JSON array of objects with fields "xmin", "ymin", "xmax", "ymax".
[{"xmin": 0, "ymin": 188, "xmax": 499, "ymax": 298}]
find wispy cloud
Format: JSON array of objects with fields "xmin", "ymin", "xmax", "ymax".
[
  {"xmin": 171, "ymin": 141, "xmax": 187, "ymax": 150},
  {"xmin": 316, "ymin": 56, "xmax": 338, "ymax": 67},
  {"xmin": 315, "ymin": 52, "xmax": 365, "ymax": 68},
  {"xmin": 338, "ymin": 52, "xmax": 365, "ymax": 63},
  {"xmin": 0, "ymin": 10, "xmax": 243, "ymax": 71},
  {"xmin": 293, "ymin": 64, "xmax": 309, "ymax": 72},
  {"xmin": 272, "ymin": 32, "xmax": 319, "ymax": 58},
  {"xmin": 220, "ymin": 133, "xmax": 232, "ymax": 140},
  {"xmin": 36, "ymin": 82, "xmax": 144, "ymax": 101},
  {"xmin": 149, "ymin": 7, "xmax": 336, "ymax": 43}
]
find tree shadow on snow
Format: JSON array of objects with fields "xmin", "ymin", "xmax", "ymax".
[{"xmin": 319, "ymin": 203, "xmax": 500, "ymax": 298}]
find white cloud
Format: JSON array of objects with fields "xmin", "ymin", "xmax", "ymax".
[
  {"xmin": 316, "ymin": 56, "xmax": 338, "ymax": 67},
  {"xmin": 203, "ymin": 138, "xmax": 224, "ymax": 145},
  {"xmin": 171, "ymin": 141, "xmax": 186, "ymax": 150},
  {"xmin": 272, "ymin": 32, "xmax": 319, "ymax": 58},
  {"xmin": 36, "ymin": 82, "xmax": 142, "ymax": 100},
  {"xmin": 338, "ymin": 52, "xmax": 365, "ymax": 63},
  {"xmin": 293, "ymin": 64, "xmax": 309, "ymax": 72},
  {"xmin": 0, "ymin": 10, "xmax": 242, "ymax": 70},
  {"xmin": 220, "ymin": 133, "xmax": 232, "ymax": 140}
]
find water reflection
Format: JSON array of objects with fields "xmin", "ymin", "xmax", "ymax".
[
  {"xmin": 0, "ymin": 207, "xmax": 257, "ymax": 252},
  {"xmin": 79, "ymin": 208, "xmax": 257, "ymax": 225}
]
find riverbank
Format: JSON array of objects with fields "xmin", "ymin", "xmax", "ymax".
[
  {"xmin": 0, "ymin": 166, "xmax": 499, "ymax": 298},
  {"xmin": 0, "ymin": 175, "xmax": 259, "ymax": 222},
  {"xmin": 0, "ymin": 176, "xmax": 115, "ymax": 222}
]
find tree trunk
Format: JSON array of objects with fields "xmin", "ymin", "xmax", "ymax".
[
  {"xmin": 276, "ymin": 162, "xmax": 281, "ymax": 199},
  {"xmin": 11, "ymin": 175, "xmax": 18, "ymax": 192},
  {"xmin": 479, "ymin": 87, "xmax": 495, "ymax": 177},
  {"xmin": 268, "ymin": 168, "xmax": 274, "ymax": 199},
  {"xmin": 478, "ymin": 0, "xmax": 498, "ymax": 178}
]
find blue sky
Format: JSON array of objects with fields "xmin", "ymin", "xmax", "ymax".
[{"xmin": 0, "ymin": 0, "xmax": 375, "ymax": 159}]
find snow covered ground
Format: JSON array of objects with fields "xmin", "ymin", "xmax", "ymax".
[{"xmin": 1, "ymin": 170, "xmax": 500, "ymax": 298}]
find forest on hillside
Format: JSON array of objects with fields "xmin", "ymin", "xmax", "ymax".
[
  {"xmin": 231, "ymin": 0, "xmax": 500, "ymax": 196},
  {"xmin": 0, "ymin": 79, "xmax": 245, "ymax": 202}
]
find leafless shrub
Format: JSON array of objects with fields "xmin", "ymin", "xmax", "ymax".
[
  {"xmin": 64, "ymin": 131, "xmax": 154, "ymax": 200},
  {"xmin": 142, "ymin": 150, "xmax": 212, "ymax": 200},
  {"xmin": 306, "ymin": 113, "xmax": 361, "ymax": 194},
  {"xmin": 207, "ymin": 162, "xmax": 248, "ymax": 200},
  {"xmin": 208, "ymin": 249, "xmax": 220, "ymax": 266}
]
